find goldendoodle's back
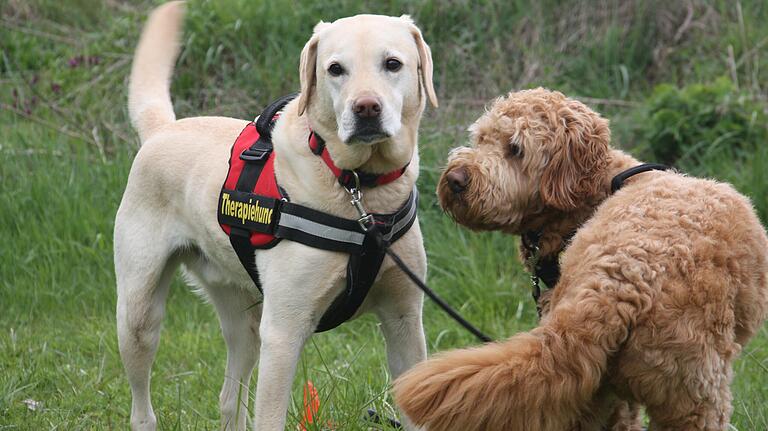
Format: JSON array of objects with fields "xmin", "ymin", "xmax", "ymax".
[{"xmin": 558, "ymin": 172, "xmax": 768, "ymax": 427}]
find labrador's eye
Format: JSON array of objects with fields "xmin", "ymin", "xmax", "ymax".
[
  {"xmin": 508, "ymin": 141, "xmax": 523, "ymax": 158},
  {"xmin": 328, "ymin": 63, "xmax": 344, "ymax": 76},
  {"xmin": 385, "ymin": 58, "xmax": 402, "ymax": 72}
]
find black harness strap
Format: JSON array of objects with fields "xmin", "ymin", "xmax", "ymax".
[
  {"xmin": 610, "ymin": 163, "xmax": 670, "ymax": 193},
  {"xmin": 229, "ymin": 229, "xmax": 264, "ymax": 291},
  {"xmin": 276, "ymin": 202, "xmax": 366, "ymax": 254},
  {"xmin": 227, "ymin": 94, "xmax": 299, "ymax": 293},
  {"xmin": 229, "ymin": 137, "xmax": 275, "ymax": 293},
  {"xmin": 312, "ymin": 190, "xmax": 418, "ymax": 332},
  {"xmin": 254, "ymin": 93, "xmax": 298, "ymax": 142},
  {"xmin": 274, "ymin": 188, "xmax": 418, "ymax": 256},
  {"xmin": 316, "ymin": 226, "xmax": 386, "ymax": 332},
  {"xmin": 522, "ymin": 231, "xmax": 571, "ymax": 291},
  {"xmin": 229, "ymin": 140, "xmax": 272, "ymax": 292}
]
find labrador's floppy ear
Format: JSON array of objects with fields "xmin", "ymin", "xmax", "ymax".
[
  {"xmin": 297, "ymin": 22, "xmax": 329, "ymax": 116},
  {"xmin": 539, "ymin": 100, "xmax": 610, "ymax": 210},
  {"xmin": 402, "ymin": 15, "xmax": 438, "ymax": 108}
]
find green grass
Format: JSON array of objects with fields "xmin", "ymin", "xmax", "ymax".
[{"xmin": 1, "ymin": 0, "xmax": 767, "ymax": 429}]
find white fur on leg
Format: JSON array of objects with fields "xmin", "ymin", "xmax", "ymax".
[
  {"xmin": 251, "ymin": 321, "xmax": 312, "ymax": 431},
  {"xmin": 372, "ymin": 254, "xmax": 428, "ymax": 431},
  {"xmin": 203, "ymin": 284, "xmax": 262, "ymax": 431},
  {"xmin": 251, "ymin": 242, "xmax": 347, "ymax": 430},
  {"xmin": 377, "ymin": 305, "xmax": 427, "ymax": 431},
  {"xmin": 115, "ymin": 218, "xmax": 180, "ymax": 431}
]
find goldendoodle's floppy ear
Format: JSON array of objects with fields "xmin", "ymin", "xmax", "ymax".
[
  {"xmin": 298, "ymin": 22, "xmax": 329, "ymax": 116},
  {"xmin": 540, "ymin": 101, "xmax": 610, "ymax": 210},
  {"xmin": 402, "ymin": 15, "xmax": 438, "ymax": 108}
]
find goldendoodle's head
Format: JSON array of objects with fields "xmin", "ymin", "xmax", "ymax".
[{"xmin": 438, "ymin": 88, "xmax": 611, "ymax": 233}]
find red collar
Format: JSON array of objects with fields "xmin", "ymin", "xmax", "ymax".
[{"xmin": 308, "ymin": 131, "xmax": 408, "ymax": 189}]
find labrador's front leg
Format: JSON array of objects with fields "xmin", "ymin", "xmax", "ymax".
[
  {"xmin": 251, "ymin": 299, "xmax": 312, "ymax": 431},
  {"xmin": 376, "ymin": 291, "xmax": 427, "ymax": 431},
  {"xmin": 372, "ymin": 242, "xmax": 428, "ymax": 431},
  {"xmin": 252, "ymin": 245, "xmax": 346, "ymax": 430},
  {"xmin": 374, "ymin": 268, "xmax": 427, "ymax": 379}
]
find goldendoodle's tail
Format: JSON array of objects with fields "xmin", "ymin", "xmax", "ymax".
[
  {"xmin": 128, "ymin": 1, "xmax": 185, "ymax": 143},
  {"xmin": 394, "ymin": 297, "xmax": 633, "ymax": 431}
]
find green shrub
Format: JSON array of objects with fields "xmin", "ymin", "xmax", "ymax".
[
  {"xmin": 632, "ymin": 78, "xmax": 768, "ymax": 222},
  {"xmin": 641, "ymin": 77, "xmax": 767, "ymax": 166}
]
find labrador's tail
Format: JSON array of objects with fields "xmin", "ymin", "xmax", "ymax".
[{"xmin": 128, "ymin": 1, "xmax": 185, "ymax": 143}]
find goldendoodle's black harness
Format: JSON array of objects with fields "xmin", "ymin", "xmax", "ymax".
[
  {"xmin": 523, "ymin": 163, "xmax": 670, "ymax": 310},
  {"xmin": 218, "ymin": 94, "xmax": 417, "ymax": 332},
  {"xmin": 521, "ymin": 230, "xmax": 574, "ymax": 302}
]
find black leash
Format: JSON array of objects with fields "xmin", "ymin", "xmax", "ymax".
[
  {"xmin": 337, "ymin": 170, "xmax": 494, "ymax": 344},
  {"xmin": 366, "ymin": 409, "xmax": 403, "ymax": 429},
  {"xmin": 356, "ymin": 239, "xmax": 493, "ymax": 430},
  {"xmin": 383, "ymin": 245, "xmax": 493, "ymax": 343}
]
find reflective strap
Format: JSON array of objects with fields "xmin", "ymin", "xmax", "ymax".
[
  {"xmin": 385, "ymin": 186, "xmax": 418, "ymax": 241},
  {"xmin": 278, "ymin": 212, "xmax": 366, "ymax": 245},
  {"xmin": 274, "ymin": 187, "xmax": 417, "ymax": 254}
]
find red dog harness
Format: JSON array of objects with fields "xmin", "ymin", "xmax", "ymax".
[
  {"xmin": 219, "ymin": 121, "xmax": 284, "ymax": 248},
  {"xmin": 218, "ymin": 94, "xmax": 418, "ymax": 332}
]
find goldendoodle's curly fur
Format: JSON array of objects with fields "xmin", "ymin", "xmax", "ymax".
[{"xmin": 394, "ymin": 88, "xmax": 768, "ymax": 430}]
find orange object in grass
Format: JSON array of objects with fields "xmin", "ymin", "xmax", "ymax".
[{"xmin": 299, "ymin": 380, "xmax": 334, "ymax": 431}]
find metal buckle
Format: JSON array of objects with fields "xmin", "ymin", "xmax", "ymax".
[{"xmin": 344, "ymin": 171, "xmax": 374, "ymax": 231}]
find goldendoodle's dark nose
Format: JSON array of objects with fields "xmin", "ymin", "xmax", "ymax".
[
  {"xmin": 446, "ymin": 168, "xmax": 468, "ymax": 194},
  {"xmin": 353, "ymin": 96, "xmax": 382, "ymax": 118}
]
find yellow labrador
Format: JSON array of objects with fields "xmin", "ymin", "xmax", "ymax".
[{"xmin": 115, "ymin": 2, "xmax": 437, "ymax": 430}]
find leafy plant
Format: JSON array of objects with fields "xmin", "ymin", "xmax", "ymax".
[{"xmin": 641, "ymin": 77, "xmax": 767, "ymax": 167}]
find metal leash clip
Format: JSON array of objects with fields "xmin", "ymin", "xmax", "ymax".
[
  {"xmin": 526, "ymin": 243, "xmax": 542, "ymax": 303},
  {"xmin": 345, "ymin": 171, "xmax": 374, "ymax": 231}
]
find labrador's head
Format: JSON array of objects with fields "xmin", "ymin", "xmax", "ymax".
[{"xmin": 298, "ymin": 15, "xmax": 438, "ymax": 171}]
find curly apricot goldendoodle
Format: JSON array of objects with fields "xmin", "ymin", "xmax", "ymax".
[{"xmin": 394, "ymin": 88, "xmax": 768, "ymax": 430}]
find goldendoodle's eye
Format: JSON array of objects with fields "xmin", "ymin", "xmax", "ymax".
[
  {"xmin": 508, "ymin": 142, "xmax": 523, "ymax": 158},
  {"xmin": 328, "ymin": 63, "xmax": 344, "ymax": 76},
  {"xmin": 385, "ymin": 58, "xmax": 402, "ymax": 72}
]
